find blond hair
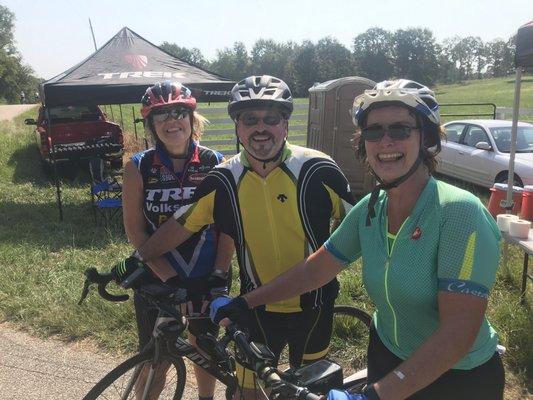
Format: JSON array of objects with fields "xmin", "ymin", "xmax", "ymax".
[{"xmin": 145, "ymin": 110, "xmax": 209, "ymax": 147}]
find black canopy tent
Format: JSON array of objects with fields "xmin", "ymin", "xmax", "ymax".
[
  {"xmin": 40, "ymin": 27, "xmax": 234, "ymax": 220},
  {"xmin": 41, "ymin": 27, "xmax": 233, "ymax": 105},
  {"xmin": 505, "ymin": 20, "xmax": 533, "ymax": 208}
]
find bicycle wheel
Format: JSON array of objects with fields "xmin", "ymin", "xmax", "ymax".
[
  {"xmin": 329, "ymin": 305, "xmax": 371, "ymax": 377},
  {"xmin": 83, "ymin": 352, "xmax": 186, "ymax": 400}
]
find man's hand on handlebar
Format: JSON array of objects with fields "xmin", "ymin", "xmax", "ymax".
[
  {"xmin": 210, "ymin": 295, "xmax": 250, "ymax": 327},
  {"xmin": 200, "ymin": 268, "xmax": 230, "ymax": 314},
  {"xmin": 110, "ymin": 255, "xmax": 151, "ymax": 289}
]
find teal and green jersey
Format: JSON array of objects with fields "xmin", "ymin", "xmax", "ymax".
[{"xmin": 324, "ymin": 177, "xmax": 501, "ymax": 370}]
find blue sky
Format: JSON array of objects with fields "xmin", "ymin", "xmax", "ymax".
[{"xmin": 2, "ymin": 0, "xmax": 530, "ymax": 79}]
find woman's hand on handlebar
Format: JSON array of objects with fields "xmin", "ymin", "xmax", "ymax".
[{"xmin": 326, "ymin": 389, "xmax": 369, "ymax": 400}]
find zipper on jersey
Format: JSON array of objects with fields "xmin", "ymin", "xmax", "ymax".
[
  {"xmin": 262, "ymin": 179, "xmax": 281, "ymax": 265},
  {"xmin": 384, "ymin": 216, "xmax": 410, "ymax": 348}
]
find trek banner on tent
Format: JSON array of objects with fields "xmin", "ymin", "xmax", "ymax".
[
  {"xmin": 41, "ymin": 27, "xmax": 234, "ymax": 106},
  {"xmin": 515, "ymin": 20, "xmax": 533, "ymax": 68}
]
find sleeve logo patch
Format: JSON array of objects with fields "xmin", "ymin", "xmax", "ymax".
[{"xmin": 411, "ymin": 227, "xmax": 422, "ymax": 240}]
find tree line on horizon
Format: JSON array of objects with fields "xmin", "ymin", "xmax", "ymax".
[
  {"xmin": 0, "ymin": 2, "xmax": 520, "ymax": 103},
  {"xmin": 162, "ymin": 27, "xmax": 517, "ymax": 97}
]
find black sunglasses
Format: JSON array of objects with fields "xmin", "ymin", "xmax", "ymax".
[
  {"xmin": 361, "ymin": 123, "xmax": 418, "ymax": 142},
  {"xmin": 152, "ymin": 107, "xmax": 190, "ymax": 123},
  {"xmin": 240, "ymin": 113, "xmax": 284, "ymax": 127}
]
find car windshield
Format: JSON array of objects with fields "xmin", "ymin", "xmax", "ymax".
[
  {"xmin": 48, "ymin": 106, "xmax": 101, "ymax": 123},
  {"xmin": 490, "ymin": 126, "xmax": 533, "ymax": 153}
]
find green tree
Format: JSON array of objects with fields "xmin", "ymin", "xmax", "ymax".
[
  {"xmin": 314, "ymin": 37, "xmax": 354, "ymax": 83},
  {"xmin": 160, "ymin": 42, "xmax": 207, "ymax": 68},
  {"xmin": 352, "ymin": 27, "xmax": 394, "ymax": 81},
  {"xmin": 209, "ymin": 42, "xmax": 250, "ymax": 81},
  {"xmin": 291, "ymin": 40, "xmax": 318, "ymax": 96},
  {"xmin": 0, "ymin": 5, "xmax": 40, "ymax": 103},
  {"xmin": 393, "ymin": 28, "xmax": 439, "ymax": 85}
]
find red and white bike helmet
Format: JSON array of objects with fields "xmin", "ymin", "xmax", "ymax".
[{"xmin": 141, "ymin": 81, "xmax": 196, "ymax": 119}]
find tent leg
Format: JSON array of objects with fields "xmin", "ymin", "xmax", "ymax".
[
  {"xmin": 119, "ymin": 104, "xmax": 124, "ymax": 130},
  {"xmin": 504, "ymin": 68, "xmax": 522, "ymax": 209},
  {"xmin": 53, "ymin": 154, "xmax": 63, "ymax": 222},
  {"xmin": 132, "ymin": 106, "xmax": 138, "ymax": 140}
]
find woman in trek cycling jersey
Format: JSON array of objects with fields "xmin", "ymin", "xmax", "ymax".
[
  {"xmin": 123, "ymin": 81, "xmax": 234, "ymax": 400},
  {"xmin": 212, "ymin": 80, "xmax": 505, "ymax": 400}
]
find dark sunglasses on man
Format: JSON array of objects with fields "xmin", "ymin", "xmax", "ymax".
[
  {"xmin": 240, "ymin": 112, "xmax": 284, "ymax": 127},
  {"xmin": 361, "ymin": 123, "xmax": 419, "ymax": 142},
  {"xmin": 151, "ymin": 107, "xmax": 190, "ymax": 123}
]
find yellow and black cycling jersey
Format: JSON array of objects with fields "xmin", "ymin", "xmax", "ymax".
[{"xmin": 174, "ymin": 143, "xmax": 355, "ymax": 312}]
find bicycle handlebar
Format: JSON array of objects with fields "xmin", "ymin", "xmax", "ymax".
[
  {"xmin": 225, "ymin": 324, "xmax": 322, "ymax": 400},
  {"xmin": 78, "ymin": 267, "xmax": 129, "ymax": 305},
  {"xmin": 78, "ymin": 268, "xmax": 322, "ymax": 399}
]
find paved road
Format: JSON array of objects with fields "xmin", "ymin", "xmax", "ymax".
[
  {"xmin": 0, "ymin": 321, "xmax": 228, "ymax": 399},
  {"xmin": 0, "ymin": 104, "xmax": 37, "ymax": 121}
]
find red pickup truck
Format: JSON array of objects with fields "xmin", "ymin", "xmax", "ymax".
[{"xmin": 25, "ymin": 105, "xmax": 124, "ymax": 170}]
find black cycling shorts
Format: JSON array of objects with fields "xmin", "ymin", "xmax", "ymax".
[
  {"xmin": 367, "ymin": 324, "xmax": 505, "ymax": 400},
  {"xmin": 236, "ymin": 305, "xmax": 334, "ymax": 389},
  {"xmin": 133, "ymin": 292, "xmax": 218, "ymax": 350}
]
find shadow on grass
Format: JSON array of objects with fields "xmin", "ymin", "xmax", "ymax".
[
  {"xmin": 0, "ymin": 199, "xmax": 125, "ymax": 250},
  {"xmin": 7, "ymin": 142, "xmax": 97, "ymax": 187}
]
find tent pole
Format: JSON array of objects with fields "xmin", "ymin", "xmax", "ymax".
[
  {"xmin": 132, "ymin": 106, "xmax": 138, "ymax": 140},
  {"xmin": 45, "ymin": 107, "xmax": 63, "ymax": 221},
  {"xmin": 118, "ymin": 104, "xmax": 124, "ymax": 130},
  {"xmin": 505, "ymin": 68, "xmax": 522, "ymax": 210}
]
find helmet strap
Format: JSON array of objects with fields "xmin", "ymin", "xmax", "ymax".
[{"xmin": 365, "ymin": 151, "xmax": 423, "ymax": 227}]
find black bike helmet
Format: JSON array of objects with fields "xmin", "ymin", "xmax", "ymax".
[{"xmin": 228, "ymin": 75, "xmax": 293, "ymax": 120}]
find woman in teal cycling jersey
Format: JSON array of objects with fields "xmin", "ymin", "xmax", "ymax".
[{"xmin": 212, "ymin": 79, "xmax": 505, "ymax": 400}]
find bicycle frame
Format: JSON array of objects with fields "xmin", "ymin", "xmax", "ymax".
[{"xmin": 141, "ymin": 306, "xmax": 238, "ymax": 395}]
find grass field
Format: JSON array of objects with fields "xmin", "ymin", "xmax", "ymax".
[{"xmin": 0, "ymin": 76, "xmax": 532, "ymax": 398}]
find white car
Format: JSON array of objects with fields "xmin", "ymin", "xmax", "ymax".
[{"xmin": 437, "ymin": 119, "xmax": 533, "ymax": 188}]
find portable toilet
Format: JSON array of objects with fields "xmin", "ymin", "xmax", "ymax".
[{"xmin": 307, "ymin": 76, "xmax": 376, "ymax": 198}]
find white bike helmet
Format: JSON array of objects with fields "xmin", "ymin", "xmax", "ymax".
[
  {"xmin": 352, "ymin": 79, "xmax": 441, "ymax": 150},
  {"xmin": 352, "ymin": 80, "xmax": 442, "ymax": 226}
]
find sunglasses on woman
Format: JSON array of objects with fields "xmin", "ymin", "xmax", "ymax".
[
  {"xmin": 152, "ymin": 107, "xmax": 190, "ymax": 123},
  {"xmin": 240, "ymin": 113, "xmax": 284, "ymax": 127},
  {"xmin": 361, "ymin": 123, "xmax": 419, "ymax": 142}
]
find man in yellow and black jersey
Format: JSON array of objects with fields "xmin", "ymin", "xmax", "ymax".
[{"xmin": 137, "ymin": 75, "xmax": 354, "ymax": 397}]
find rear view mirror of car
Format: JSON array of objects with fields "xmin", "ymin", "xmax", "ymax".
[
  {"xmin": 24, "ymin": 118, "xmax": 37, "ymax": 125},
  {"xmin": 475, "ymin": 142, "xmax": 492, "ymax": 151}
]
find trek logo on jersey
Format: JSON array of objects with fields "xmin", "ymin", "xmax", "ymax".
[
  {"xmin": 145, "ymin": 187, "xmax": 196, "ymax": 201},
  {"xmin": 189, "ymin": 173, "xmax": 208, "ymax": 184},
  {"xmin": 277, "ymin": 194, "xmax": 288, "ymax": 203},
  {"xmin": 411, "ymin": 227, "xmax": 422, "ymax": 240}
]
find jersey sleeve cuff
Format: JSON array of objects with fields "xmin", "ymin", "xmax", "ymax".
[
  {"xmin": 438, "ymin": 278, "xmax": 489, "ymax": 299},
  {"xmin": 323, "ymin": 241, "xmax": 352, "ymax": 268}
]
